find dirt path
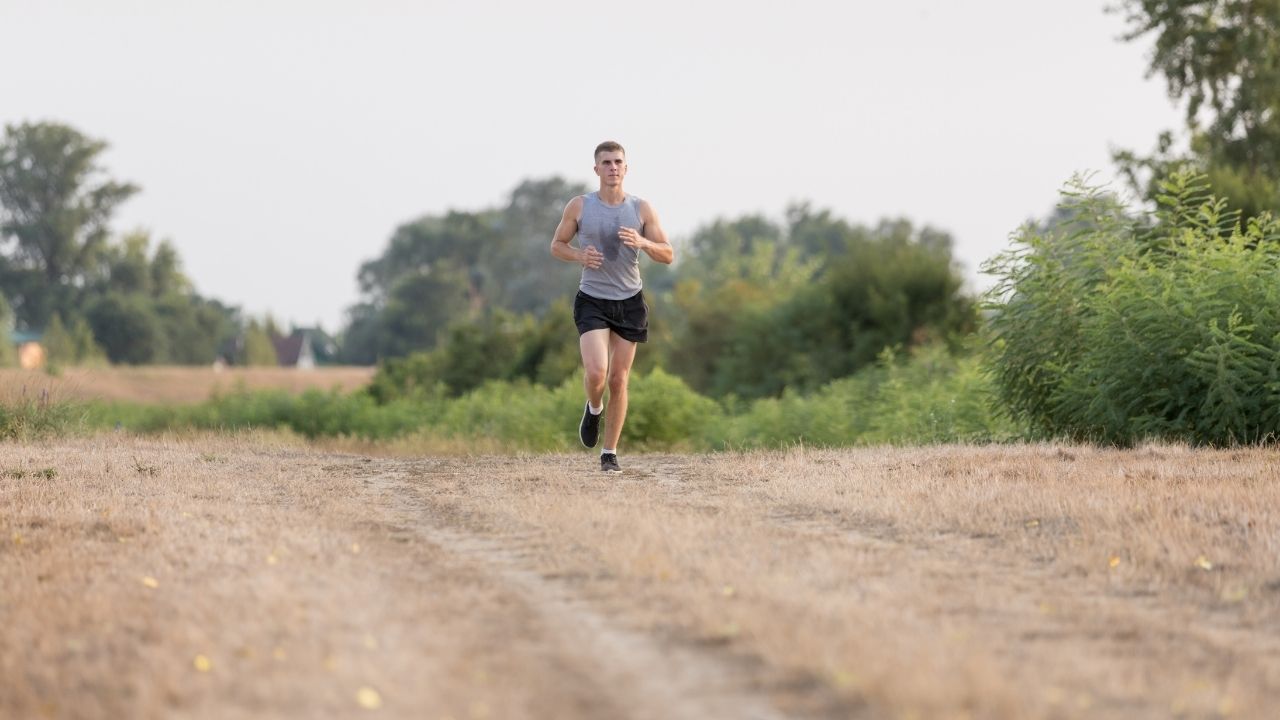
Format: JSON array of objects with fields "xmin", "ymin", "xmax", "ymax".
[
  {"xmin": 4, "ymin": 438, "xmax": 1280, "ymax": 719},
  {"xmin": 368, "ymin": 464, "xmax": 786, "ymax": 720}
]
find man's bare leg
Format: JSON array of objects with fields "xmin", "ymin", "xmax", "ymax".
[
  {"xmin": 580, "ymin": 329, "xmax": 610, "ymax": 410},
  {"xmin": 602, "ymin": 332, "xmax": 638, "ymax": 452}
]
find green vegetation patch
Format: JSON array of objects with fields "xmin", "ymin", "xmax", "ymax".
[
  {"xmin": 58, "ymin": 346, "xmax": 1014, "ymax": 451},
  {"xmin": 985, "ymin": 171, "xmax": 1280, "ymax": 446}
]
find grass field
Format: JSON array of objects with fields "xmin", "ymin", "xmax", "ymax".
[
  {"xmin": 0, "ymin": 366, "xmax": 375, "ymax": 405},
  {"xmin": 3, "ymin": 437, "xmax": 1278, "ymax": 719}
]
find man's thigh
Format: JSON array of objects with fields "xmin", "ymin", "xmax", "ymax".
[
  {"xmin": 607, "ymin": 332, "xmax": 638, "ymax": 376},
  {"xmin": 580, "ymin": 328, "xmax": 611, "ymax": 374}
]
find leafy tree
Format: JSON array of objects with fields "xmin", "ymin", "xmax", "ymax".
[
  {"xmin": 366, "ymin": 351, "xmax": 446, "ymax": 403},
  {"xmin": 432, "ymin": 314, "xmax": 523, "ymax": 396},
  {"xmin": 787, "ymin": 203, "xmax": 857, "ymax": 260},
  {"xmin": 262, "ymin": 314, "xmax": 284, "ymax": 342},
  {"xmin": 155, "ymin": 294, "xmax": 233, "ymax": 365},
  {"xmin": 664, "ymin": 278, "xmax": 776, "ymax": 394},
  {"xmin": 380, "ymin": 261, "xmax": 475, "ymax": 357},
  {"xmin": 824, "ymin": 219, "xmax": 974, "ymax": 362},
  {"xmin": 714, "ymin": 222, "xmax": 973, "ymax": 399},
  {"xmin": 86, "ymin": 293, "xmax": 165, "ymax": 365},
  {"xmin": 84, "ymin": 230, "xmax": 233, "ymax": 364},
  {"xmin": 517, "ymin": 308, "xmax": 584, "ymax": 387},
  {"xmin": 493, "ymin": 177, "xmax": 591, "ymax": 312},
  {"xmin": 1115, "ymin": 0, "xmax": 1280, "ymax": 217},
  {"xmin": 351, "ymin": 177, "xmax": 974, "ymax": 401},
  {"xmin": 368, "ymin": 307, "xmax": 582, "ymax": 401},
  {"xmin": 0, "ymin": 122, "xmax": 138, "ymax": 328},
  {"xmin": 241, "ymin": 319, "xmax": 278, "ymax": 366},
  {"xmin": 343, "ymin": 215, "xmax": 493, "ymax": 362},
  {"xmin": 98, "ymin": 232, "xmax": 155, "ymax": 295},
  {"xmin": 662, "ymin": 213, "xmax": 821, "ymax": 394},
  {"xmin": 665, "ymin": 209, "xmax": 973, "ymax": 399},
  {"xmin": 338, "ymin": 302, "xmax": 383, "ymax": 366},
  {"xmin": 70, "ymin": 316, "xmax": 107, "ymax": 366},
  {"xmin": 342, "ymin": 177, "xmax": 588, "ymax": 363},
  {"xmin": 0, "ymin": 123, "xmax": 238, "ymax": 365},
  {"xmin": 676, "ymin": 215, "xmax": 800, "ymax": 288}
]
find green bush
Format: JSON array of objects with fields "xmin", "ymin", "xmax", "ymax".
[
  {"xmin": 436, "ymin": 378, "xmax": 577, "ymax": 450},
  {"xmin": 669, "ymin": 216, "xmax": 977, "ymax": 400},
  {"xmin": 366, "ymin": 352, "xmax": 448, "ymax": 403},
  {"xmin": 713, "ymin": 344, "xmax": 1016, "ymax": 449},
  {"xmin": 617, "ymin": 367, "xmax": 723, "ymax": 449},
  {"xmin": 67, "ymin": 349, "xmax": 1014, "ymax": 450},
  {"xmin": 86, "ymin": 389, "xmax": 440, "ymax": 440},
  {"xmin": 368, "ymin": 308, "xmax": 581, "ymax": 402},
  {"xmin": 984, "ymin": 170, "xmax": 1280, "ymax": 445},
  {"xmin": 860, "ymin": 345, "xmax": 1018, "ymax": 445}
]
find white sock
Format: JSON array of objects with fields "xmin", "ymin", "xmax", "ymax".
[
  {"xmin": 589, "ymin": 402, "xmax": 603, "ymax": 415},
  {"xmin": 601, "ymin": 448, "xmax": 616, "ymax": 456}
]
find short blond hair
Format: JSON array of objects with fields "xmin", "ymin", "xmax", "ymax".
[{"xmin": 594, "ymin": 141, "xmax": 625, "ymax": 161}]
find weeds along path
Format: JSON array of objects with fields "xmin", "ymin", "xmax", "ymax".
[{"xmin": 4, "ymin": 438, "xmax": 1280, "ymax": 719}]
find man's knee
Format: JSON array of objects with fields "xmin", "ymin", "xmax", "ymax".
[
  {"xmin": 585, "ymin": 366, "xmax": 608, "ymax": 388},
  {"xmin": 607, "ymin": 369, "xmax": 630, "ymax": 395}
]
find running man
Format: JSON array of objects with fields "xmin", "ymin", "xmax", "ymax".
[{"xmin": 550, "ymin": 141, "xmax": 674, "ymax": 472}]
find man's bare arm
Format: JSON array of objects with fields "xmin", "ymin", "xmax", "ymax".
[
  {"xmin": 618, "ymin": 200, "xmax": 674, "ymax": 264},
  {"xmin": 550, "ymin": 196, "xmax": 602, "ymax": 269}
]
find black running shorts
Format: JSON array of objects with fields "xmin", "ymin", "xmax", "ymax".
[{"xmin": 573, "ymin": 290, "xmax": 648, "ymax": 343}]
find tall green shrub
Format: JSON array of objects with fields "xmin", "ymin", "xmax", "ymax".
[
  {"xmin": 368, "ymin": 309, "xmax": 580, "ymax": 402},
  {"xmin": 242, "ymin": 320, "xmax": 278, "ymax": 366},
  {"xmin": 71, "ymin": 317, "xmax": 108, "ymax": 366},
  {"xmin": 711, "ymin": 344, "xmax": 1015, "ymax": 449},
  {"xmin": 0, "ymin": 295, "xmax": 16, "ymax": 368},
  {"xmin": 41, "ymin": 314, "xmax": 76, "ymax": 370},
  {"xmin": 984, "ymin": 170, "xmax": 1280, "ymax": 445}
]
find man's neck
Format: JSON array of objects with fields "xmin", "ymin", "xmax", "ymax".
[{"xmin": 597, "ymin": 185, "xmax": 626, "ymax": 205}]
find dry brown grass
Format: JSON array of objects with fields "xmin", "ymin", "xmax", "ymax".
[
  {"xmin": 0, "ymin": 366, "xmax": 375, "ymax": 405},
  {"xmin": 3, "ymin": 438, "xmax": 1279, "ymax": 719}
]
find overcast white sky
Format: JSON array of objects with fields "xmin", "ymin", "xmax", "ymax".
[{"xmin": 2, "ymin": 0, "xmax": 1184, "ymax": 331}]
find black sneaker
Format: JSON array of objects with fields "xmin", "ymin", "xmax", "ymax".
[
  {"xmin": 579, "ymin": 402, "xmax": 600, "ymax": 448},
  {"xmin": 600, "ymin": 453, "xmax": 622, "ymax": 473}
]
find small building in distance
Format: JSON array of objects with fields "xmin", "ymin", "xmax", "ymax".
[
  {"xmin": 271, "ymin": 328, "xmax": 340, "ymax": 369},
  {"xmin": 272, "ymin": 330, "xmax": 315, "ymax": 370},
  {"xmin": 11, "ymin": 330, "xmax": 45, "ymax": 370},
  {"xmin": 216, "ymin": 326, "xmax": 340, "ymax": 368}
]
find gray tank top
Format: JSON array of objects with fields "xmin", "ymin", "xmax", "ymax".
[{"xmin": 578, "ymin": 192, "xmax": 644, "ymax": 300}]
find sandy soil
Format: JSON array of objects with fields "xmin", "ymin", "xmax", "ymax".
[{"xmin": 2, "ymin": 437, "xmax": 1279, "ymax": 719}]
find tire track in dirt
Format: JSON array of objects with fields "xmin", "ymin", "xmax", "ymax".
[{"xmin": 366, "ymin": 464, "xmax": 789, "ymax": 720}]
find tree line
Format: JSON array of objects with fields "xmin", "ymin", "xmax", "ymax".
[
  {"xmin": 0, "ymin": 123, "xmax": 240, "ymax": 366},
  {"xmin": 4, "ymin": 1, "xmax": 1278, "ymax": 411},
  {"xmin": 0, "ymin": 123, "xmax": 332, "ymax": 368},
  {"xmin": 362, "ymin": 195, "xmax": 974, "ymax": 402},
  {"xmin": 0, "ymin": 119, "xmax": 975, "ymax": 401}
]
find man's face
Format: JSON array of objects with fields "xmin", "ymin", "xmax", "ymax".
[{"xmin": 594, "ymin": 151, "xmax": 627, "ymax": 186}]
